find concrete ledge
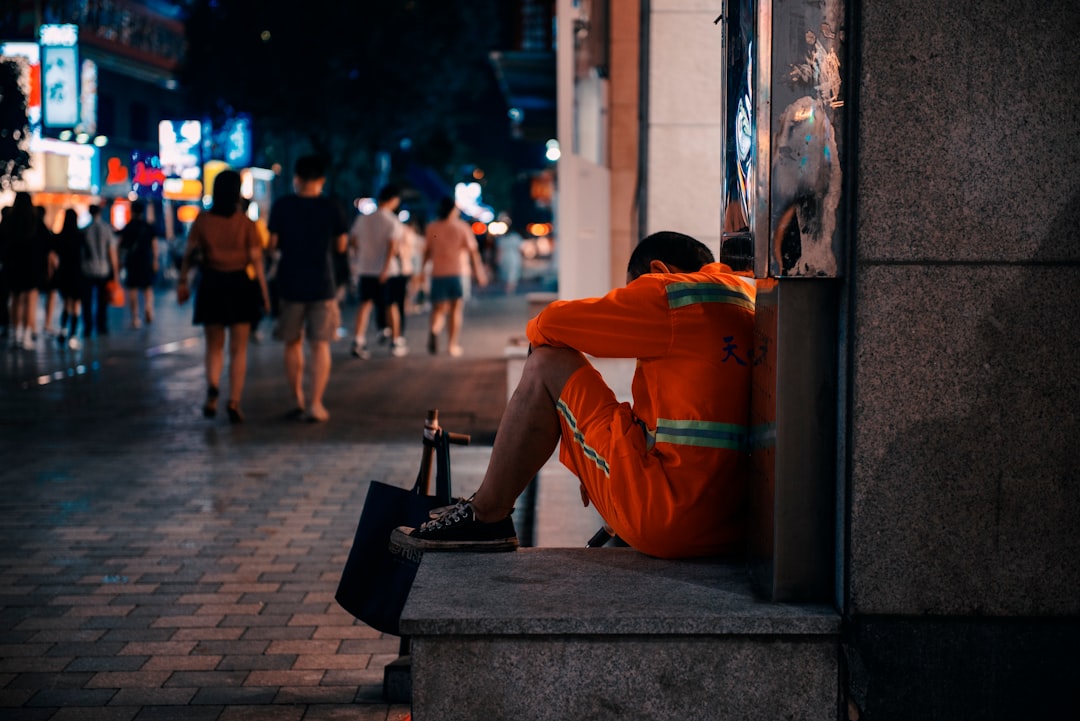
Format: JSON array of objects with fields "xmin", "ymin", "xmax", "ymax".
[
  {"xmin": 400, "ymin": 548, "xmax": 839, "ymax": 637},
  {"xmin": 402, "ymin": 549, "xmax": 840, "ymax": 721}
]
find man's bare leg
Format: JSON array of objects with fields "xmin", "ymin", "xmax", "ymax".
[
  {"xmin": 447, "ymin": 298, "xmax": 465, "ymax": 354},
  {"xmin": 307, "ymin": 340, "xmax": 332, "ymax": 421},
  {"xmin": 469, "ymin": 346, "xmax": 590, "ymax": 522},
  {"xmin": 284, "ymin": 339, "xmax": 305, "ymax": 410},
  {"xmin": 352, "ymin": 300, "xmax": 373, "ymax": 342}
]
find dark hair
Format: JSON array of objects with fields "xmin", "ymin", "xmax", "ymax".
[
  {"xmin": 61, "ymin": 208, "xmax": 80, "ymax": 234},
  {"xmin": 626, "ymin": 231, "xmax": 715, "ymax": 279},
  {"xmin": 294, "ymin": 154, "xmax": 326, "ymax": 181},
  {"xmin": 210, "ymin": 169, "xmax": 242, "ymax": 217},
  {"xmin": 4, "ymin": 191, "xmax": 36, "ymax": 241},
  {"xmin": 436, "ymin": 197, "xmax": 457, "ymax": 220},
  {"xmin": 719, "ymin": 236, "xmax": 753, "ymax": 271},
  {"xmin": 88, "ymin": 203, "xmax": 102, "ymax": 217},
  {"xmin": 130, "ymin": 199, "xmax": 146, "ymax": 217},
  {"xmin": 377, "ymin": 184, "xmax": 401, "ymax": 203}
]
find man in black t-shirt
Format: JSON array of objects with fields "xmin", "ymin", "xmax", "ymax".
[{"xmin": 268, "ymin": 155, "xmax": 349, "ymax": 422}]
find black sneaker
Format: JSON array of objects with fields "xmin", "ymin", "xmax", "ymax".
[
  {"xmin": 390, "ymin": 500, "xmax": 518, "ymax": 552},
  {"xmin": 427, "ymin": 494, "xmax": 475, "ymax": 520}
]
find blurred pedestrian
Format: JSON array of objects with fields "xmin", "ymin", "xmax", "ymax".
[
  {"xmin": 119, "ymin": 199, "xmax": 160, "ymax": 328},
  {"xmin": 0, "ymin": 192, "xmax": 50, "ymax": 350},
  {"xmin": 37, "ymin": 206, "xmax": 61, "ymax": 336},
  {"xmin": 268, "ymin": 154, "xmax": 349, "ymax": 422},
  {"xmin": 53, "ymin": 209, "xmax": 86, "ymax": 349},
  {"xmin": 177, "ymin": 169, "xmax": 270, "ymax": 424},
  {"xmin": 80, "ymin": 203, "xmax": 119, "ymax": 339},
  {"xmin": 0, "ymin": 206, "xmax": 10, "ymax": 339},
  {"xmin": 402, "ymin": 218, "xmax": 426, "ymax": 316},
  {"xmin": 423, "ymin": 197, "xmax": 488, "ymax": 357},
  {"xmin": 494, "ymin": 214, "xmax": 524, "ymax": 294},
  {"xmin": 348, "ymin": 184, "xmax": 406, "ymax": 359},
  {"xmin": 385, "ymin": 213, "xmax": 418, "ymax": 341}
]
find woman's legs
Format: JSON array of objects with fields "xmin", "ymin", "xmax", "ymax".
[
  {"xmin": 127, "ymin": 288, "xmax": 141, "ymax": 327},
  {"xmin": 14, "ymin": 289, "xmax": 38, "ymax": 347},
  {"xmin": 65, "ymin": 297, "xmax": 81, "ymax": 345},
  {"xmin": 205, "ymin": 325, "xmax": 227, "ymax": 387},
  {"xmin": 225, "ymin": 323, "xmax": 251, "ymax": 422},
  {"xmin": 143, "ymin": 287, "xmax": 154, "ymax": 323},
  {"xmin": 25, "ymin": 288, "xmax": 38, "ymax": 339},
  {"xmin": 43, "ymin": 290, "xmax": 57, "ymax": 332},
  {"xmin": 226, "ymin": 323, "xmax": 251, "ymax": 405},
  {"xmin": 10, "ymin": 291, "xmax": 26, "ymax": 344}
]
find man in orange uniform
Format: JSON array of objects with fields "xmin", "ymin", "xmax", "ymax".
[{"xmin": 392, "ymin": 231, "xmax": 755, "ymax": 559}]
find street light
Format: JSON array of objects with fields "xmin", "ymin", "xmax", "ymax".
[{"xmin": 545, "ymin": 139, "xmax": 561, "ymax": 162}]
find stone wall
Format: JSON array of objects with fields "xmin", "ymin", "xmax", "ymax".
[{"xmin": 849, "ymin": 0, "xmax": 1079, "ymax": 715}]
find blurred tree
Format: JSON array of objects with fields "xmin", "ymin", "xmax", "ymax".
[
  {"xmin": 0, "ymin": 58, "xmax": 31, "ymax": 190},
  {"xmin": 181, "ymin": 0, "xmax": 502, "ymax": 202}
]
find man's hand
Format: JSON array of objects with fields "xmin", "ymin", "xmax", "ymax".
[{"xmin": 579, "ymin": 483, "xmax": 591, "ymax": 508}]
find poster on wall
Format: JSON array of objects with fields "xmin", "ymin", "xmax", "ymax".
[
  {"xmin": 721, "ymin": 0, "xmax": 756, "ymax": 274},
  {"xmin": 768, "ymin": 0, "xmax": 845, "ymax": 277}
]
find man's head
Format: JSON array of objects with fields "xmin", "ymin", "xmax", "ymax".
[
  {"xmin": 626, "ymin": 231, "xmax": 715, "ymax": 282},
  {"xmin": 377, "ymin": 184, "xmax": 401, "ymax": 210},
  {"xmin": 130, "ymin": 199, "xmax": 146, "ymax": 218},
  {"xmin": 294, "ymin": 155, "xmax": 326, "ymax": 182},
  {"xmin": 293, "ymin": 155, "xmax": 327, "ymax": 196},
  {"xmin": 436, "ymin": 196, "xmax": 458, "ymax": 220}
]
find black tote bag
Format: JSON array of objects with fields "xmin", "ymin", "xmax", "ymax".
[{"xmin": 335, "ymin": 429, "xmax": 453, "ymax": 636}]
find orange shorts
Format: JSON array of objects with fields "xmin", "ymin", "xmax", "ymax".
[{"xmin": 555, "ymin": 364, "xmax": 666, "ymax": 552}]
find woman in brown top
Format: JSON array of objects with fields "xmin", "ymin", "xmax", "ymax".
[{"xmin": 177, "ymin": 170, "xmax": 269, "ymax": 422}]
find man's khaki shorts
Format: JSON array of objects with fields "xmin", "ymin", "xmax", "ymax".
[{"xmin": 278, "ymin": 300, "xmax": 340, "ymax": 344}]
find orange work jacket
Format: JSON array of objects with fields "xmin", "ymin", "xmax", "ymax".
[{"xmin": 526, "ymin": 262, "xmax": 756, "ymax": 558}]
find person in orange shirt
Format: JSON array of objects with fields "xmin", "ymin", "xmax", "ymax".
[
  {"xmin": 392, "ymin": 231, "xmax": 756, "ymax": 559},
  {"xmin": 422, "ymin": 197, "xmax": 488, "ymax": 356},
  {"xmin": 177, "ymin": 170, "xmax": 270, "ymax": 423}
]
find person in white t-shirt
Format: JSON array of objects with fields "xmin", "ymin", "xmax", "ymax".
[{"xmin": 348, "ymin": 185, "xmax": 406, "ymax": 358}]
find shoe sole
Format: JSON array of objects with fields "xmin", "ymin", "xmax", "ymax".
[{"xmin": 390, "ymin": 527, "xmax": 518, "ymax": 553}]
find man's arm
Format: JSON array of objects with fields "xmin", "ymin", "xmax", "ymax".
[
  {"xmin": 468, "ymin": 243, "xmax": 488, "ymax": 287},
  {"xmin": 526, "ymin": 277, "xmax": 675, "ymax": 359},
  {"xmin": 108, "ymin": 232, "xmax": 120, "ymax": 280},
  {"xmin": 378, "ymin": 235, "xmax": 398, "ymax": 283}
]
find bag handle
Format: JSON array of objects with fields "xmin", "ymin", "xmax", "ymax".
[{"xmin": 412, "ymin": 409, "xmax": 469, "ymax": 503}]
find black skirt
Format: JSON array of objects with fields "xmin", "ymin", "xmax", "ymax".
[{"xmin": 193, "ymin": 269, "xmax": 262, "ymax": 326}]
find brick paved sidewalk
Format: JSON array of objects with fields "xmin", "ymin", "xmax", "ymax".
[{"xmin": 0, "ymin": 290, "xmax": 525, "ymax": 720}]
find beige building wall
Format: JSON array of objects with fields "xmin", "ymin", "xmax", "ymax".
[
  {"xmin": 644, "ymin": 0, "xmax": 725, "ymax": 257},
  {"xmin": 607, "ymin": 0, "xmax": 640, "ymax": 285},
  {"xmin": 559, "ymin": 0, "xmax": 724, "ymax": 296}
]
